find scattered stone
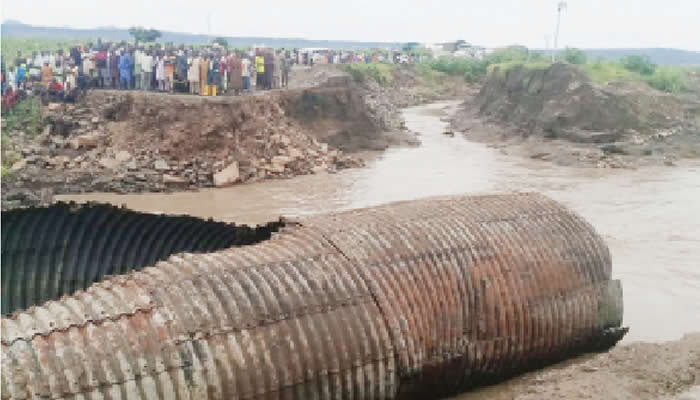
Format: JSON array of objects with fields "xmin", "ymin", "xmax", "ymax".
[
  {"xmin": 443, "ymin": 130, "xmax": 455, "ymax": 136},
  {"xmin": 70, "ymin": 133, "xmax": 100, "ymax": 149},
  {"xmin": 213, "ymin": 162, "xmax": 240, "ymax": 187},
  {"xmin": 99, "ymin": 157, "xmax": 120, "ymax": 170},
  {"xmin": 91, "ymin": 116, "xmax": 100, "ymax": 124},
  {"xmin": 126, "ymin": 160, "xmax": 138, "ymax": 170},
  {"xmin": 10, "ymin": 159, "xmax": 27, "ymax": 171},
  {"xmin": 47, "ymin": 103, "xmax": 65, "ymax": 112},
  {"xmin": 288, "ymin": 147, "xmax": 303, "ymax": 160},
  {"xmin": 530, "ymin": 152, "xmax": 552, "ymax": 160},
  {"xmin": 163, "ymin": 174, "xmax": 187, "ymax": 184},
  {"xmin": 114, "ymin": 150, "xmax": 132, "ymax": 162},
  {"xmin": 154, "ymin": 159, "xmax": 169, "ymax": 170}
]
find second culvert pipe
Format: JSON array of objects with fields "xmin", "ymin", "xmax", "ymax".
[{"xmin": 1, "ymin": 193, "xmax": 625, "ymax": 399}]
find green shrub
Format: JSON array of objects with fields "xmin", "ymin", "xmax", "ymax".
[
  {"xmin": 560, "ymin": 47, "xmax": 587, "ymax": 64},
  {"xmin": 621, "ymin": 55, "xmax": 657, "ymax": 75},
  {"xmin": 425, "ymin": 57, "xmax": 489, "ymax": 82},
  {"xmin": 345, "ymin": 63, "xmax": 395, "ymax": 86},
  {"xmin": 646, "ymin": 67, "xmax": 687, "ymax": 93},
  {"xmin": 4, "ymin": 96, "xmax": 42, "ymax": 135},
  {"xmin": 582, "ymin": 61, "xmax": 641, "ymax": 84},
  {"xmin": 483, "ymin": 47, "xmax": 529, "ymax": 64}
]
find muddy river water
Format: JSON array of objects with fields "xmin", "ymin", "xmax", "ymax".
[{"xmin": 60, "ymin": 101, "xmax": 700, "ymax": 344}]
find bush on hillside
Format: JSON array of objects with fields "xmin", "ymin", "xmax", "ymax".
[
  {"xmin": 346, "ymin": 63, "xmax": 395, "ymax": 86},
  {"xmin": 621, "ymin": 55, "xmax": 657, "ymax": 75},
  {"xmin": 561, "ymin": 47, "xmax": 587, "ymax": 64},
  {"xmin": 646, "ymin": 67, "xmax": 687, "ymax": 93}
]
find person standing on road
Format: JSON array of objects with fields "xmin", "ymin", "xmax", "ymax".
[
  {"xmin": 255, "ymin": 51, "xmax": 264, "ymax": 89},
  {"xmin": 199, "ymin": 54, "xmax": 209, "ymax": 95},
  {"xmin": 133, "ymin": 48, "xmax": 142, "ymax": 89},
  {"xmin": 188, "ymin": 52, "xmax": 200, "ymax": 94},
  {"xmin": 41, "ymin": 62, "xmax": 54, "ymax": 87},
  {"xmin": 241, "ymin": 55, "xmax": 251, "ymax": 92},
  {"xmin": 110, "ymin": 50, "xmax": 120, "ymax": 88},
  {"xmin": 119, "ymin": 51, "xmax": 133, "ymax": 90},
  {"xmin": 281, "ymin": 51, "xmax": 290, "ymax": 88},
  {"xmin": 155, "ymin": 53, "xmax": 165, "ymax": 91},
  {"xmin": 141, "ymin": 50, "xmax": 153, "ymax": 90},
  {"xmin": 229, "ymin": 52, "xmax": 242, "ymax": 94}
]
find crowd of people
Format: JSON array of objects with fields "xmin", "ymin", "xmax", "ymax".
[
  {"xmin": 1, "ymin": 39, "xmax": 422, "ymax": 110},
  {"xmin": 2, "ymin": 41, "xmax": 297, "ymax": 98}
]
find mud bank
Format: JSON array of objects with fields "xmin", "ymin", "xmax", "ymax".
[
  {"xmin": 450, "ymin": 63, "xmax": 700, "ymax": 168},
  {"xmin": 458, "ymin": 333, "xmax": 700, "ymax": 400}
]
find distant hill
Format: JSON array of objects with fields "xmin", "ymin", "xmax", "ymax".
[
  {"xmin": 1, "ymin": 21, "xmax": 402, "ymax": 50},
  {"xmin": 582, "ymin": 48, "xmax": 700, "ymax": 66},
  {"xmin": 540, "ymin": 48, "xmax": 700, "ymax": 66}
]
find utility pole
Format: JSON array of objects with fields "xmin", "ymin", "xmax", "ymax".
[
  {"xmin": 207, "ymin": 13, "xmax": 212, "ymax": 44},
  {"xmin": 553, "ymin": 1, "xmax": 567, "ymax": 62}
]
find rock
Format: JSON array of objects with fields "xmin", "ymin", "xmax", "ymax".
[
  {"xmin": 47, "ymin": 156, "xmax": 70, "ymax": 167},
  {"xmin": 99, "ymin": 157, "xmax": 120, "ymax": 170},
  {"xmin": 154, "ymin": 159, "xmax": 169, "ymax": 170},
  {"xmin": 271, "ymin": 155, "xmax": 292, "ymax": 166},
  {"xmin": 530, "ymin": 152, "xmax": 552, "ymax": 160},
  {"xmin": 288, "ymin": 147, "xmax": 303, "ymax": 160},
  {"xmin": 126, "ymin": 160, "xmax": 138, "ymax": 170},
  {"xmin": 601, "ymin": 144, "xmax": 628, "ymax": 155},
  {"xmin": 213, "ymin": 161, "xmax": 240, "ymax": 187},
  {"xmin": 312, "ymin": 163, "xmax": 328, "ymax": 174},
  {"xmin": 114, "ymin": 150, "xmax": 131, "ymax": 162},
  {"xmin": 42, "ymin": 125, "xmax": 52, "ymax": 136},
  {"xmin": 70, "ymin": 133, "xmax": 100, "ymax": 149},
  {"xmin": 50, "ymin": 135, "xmax": 64, "ymax": 146},
  {"xmin": 163, "ymin": 174, "xmax": 186, "ymax": 184},
  {"xmin": 10, "ymin": 159, "xmax": 27, "ymax": 171},
  {"xmin": 79, "ymin": 120, "xmax": 90, "ymax": 127},
  {"xmin": 91, "ymin": 116, "xmax": 100, "ymax": 124},
  {"xmin": 443, "ymin": 130, "xmax": 455, "ymax": 136},
  {"xmin": 47, "ymin": 103, "xmax": 65, "ymax": 112}
]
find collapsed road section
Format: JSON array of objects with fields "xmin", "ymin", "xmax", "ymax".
[{"xmin": 1, "ymin": 193, "xmax": 626, "ymax": 399}]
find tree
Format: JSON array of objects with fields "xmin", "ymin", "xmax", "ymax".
[
  {"xmin": 128, "ymin": 26, "xmax": 162, "ymax": 43},
  {"xmin": 213, "ymin": 37, "xmax": 229, "ymax": 48},
  {"xmin": 621, "ymin": 55, "xmax": 657, "ymax": 75},
  {"xmin": 561, "ymin": 47, "xmax": 586, "ymax": 64}
]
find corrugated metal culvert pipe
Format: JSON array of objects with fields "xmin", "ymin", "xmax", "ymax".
[{"xmin": 1, "ymin": 193, "xmax": 626, "ymax": 399}]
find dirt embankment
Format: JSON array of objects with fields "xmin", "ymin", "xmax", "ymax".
[
  {"xmin": 457, "ymin": 333, "xmax": 700, "ymax": 400},
  {"xmin": 450, "ymin": 63, "xmax": 700, "ymax": 167},
  {"xmin": 1, "ymin": 87, "xmax": 374, "ymax": 209}
]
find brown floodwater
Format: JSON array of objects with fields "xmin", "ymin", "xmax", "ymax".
[{"xmin": 59, "ymin": 101, "xmax": 700, "ymax": 344}]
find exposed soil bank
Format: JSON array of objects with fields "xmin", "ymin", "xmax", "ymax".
[
  {"xmin": 457, "ymin": 333, "xmax": 700, "ymax": 400},
  {"xmin": 450, "ymin": 63, "xmax": 700, "ymax": 168}
]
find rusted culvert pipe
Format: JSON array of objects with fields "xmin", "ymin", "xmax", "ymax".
[{"xmin": 1, "ymin": 193, "xmax": 626, "ymax": 399}]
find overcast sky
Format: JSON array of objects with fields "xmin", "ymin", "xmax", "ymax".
[{"xmin": 3, "ymin": 0, "xmax": 700, "ymax": 50}]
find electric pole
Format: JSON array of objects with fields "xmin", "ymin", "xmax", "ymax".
[{"xmin": 553, "ymin": 1, "xmax": 567, "ymax": 62}]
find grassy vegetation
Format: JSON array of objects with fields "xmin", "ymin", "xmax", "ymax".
[
  {"xmin": 4, "ymin": 96, "xmax": 43, "ymax": 135},
  {"xmin": 416, "ymin": 45, "xmax": 692, "ymax": 94},
  {"xmin": 2, "ymin": 96, "xmax": 43, "ymax": 177},
  {"xmin": 345, "ymin": 63, "xmax": 395, "ymax": 86}
]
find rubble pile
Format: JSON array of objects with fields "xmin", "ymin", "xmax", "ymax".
[{"xmin": 2, "ymin": 91, "xmax": 363, "ymax": 209}]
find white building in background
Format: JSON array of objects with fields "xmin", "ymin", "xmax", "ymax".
[{"xmin": 423, "ymin": 41, "xmax": 486, "ymax": 59}]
